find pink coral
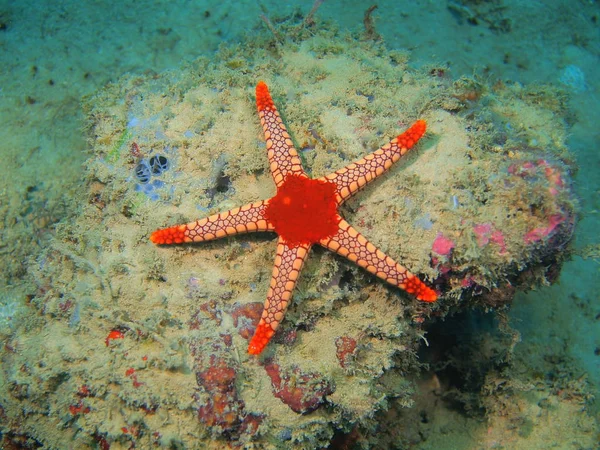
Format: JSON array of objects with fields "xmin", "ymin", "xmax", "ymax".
[
  {"xmin": 473, "ymin": 223, "xmax": 493, "ymax": 247},
  {"xmin": 432, "ymin": 233, "xmax": 455, "ymax": 256},
  {"xmin": 490, "ymin": 230, "xmax": 507, "ymax": 254},
  {"xmin": 508, "ymin": 159, "xmax": 565, "ymax": 196},
  {"xmin": 473, "ymin": 223, "xmax": 507, "ymax": 254},
  {"xmin": 524, "ymin": 214, "xmax": 565, "ymax": 244}
]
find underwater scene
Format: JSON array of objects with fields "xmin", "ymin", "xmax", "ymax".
[{"xmin": 0, "ymin": 1, "xmax": 598, "ymax": 448}]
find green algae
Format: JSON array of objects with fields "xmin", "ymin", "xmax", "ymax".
[{"xmin": 106, "ymin": 128, "xmax": 132, "ymax": 163}]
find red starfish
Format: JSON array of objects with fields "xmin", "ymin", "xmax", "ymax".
[{"xmin": 151, "ymin": 82, "xmax": 437, "ymax": 355}]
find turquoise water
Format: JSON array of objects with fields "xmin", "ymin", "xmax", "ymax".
[{"xmin": 0, "ymin": 1, "xmax": 598, "ymax": 448}]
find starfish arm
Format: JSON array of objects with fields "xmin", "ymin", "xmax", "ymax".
[
  {"xmin": 320, "ymin": 120, "xmax": 427, "ymax": 204},
  {"xmin": 319, "ymin": 218, "xmax": 437, "ymax": 302},
  {"xmin": 256, "ymin": 81, "xmax": 306, "ymax": 187},
  {"xmin": 150, "ymin": 200, "xmax": 274, "ymax": 244},
  {"xmin": 248, "ymin": 239, "xmax": 311, "ymax": 355}
]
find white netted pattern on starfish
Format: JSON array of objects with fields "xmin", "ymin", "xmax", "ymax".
[
  {"xmin": 150, "ymin": 201, "xmax": 273, "ymax": 244},
  {"xmin": 322, "ymin": 120, "xmax": 427, "ymax": 204},
  {"xmin": 256, "ymin": 82, "xmax": 306, "ymax": 187},
  {"xmin": 320, "ymin": 218, "xmax": 436, "ymax": 302},
  {"xmin": 248, "ymin": 239, "xmax": 310, "ymax": 354}
]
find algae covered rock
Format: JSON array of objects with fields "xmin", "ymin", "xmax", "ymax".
[{"xmin": 0, "ymin": 27, "xmax": 576, "ymax": 449}]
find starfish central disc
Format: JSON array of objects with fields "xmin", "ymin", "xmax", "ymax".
[{"xmin": 264, "ymin": 174, "xmax": 340, "ymax": 247}]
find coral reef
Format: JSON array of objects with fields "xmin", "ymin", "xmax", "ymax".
[{"xmin": 0, "ymin": 21, "xmax": 586, "ymax": 449}]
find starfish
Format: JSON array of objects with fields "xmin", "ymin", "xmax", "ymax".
[{"xmin": 150, "ymin": 82, "xmax": 437, "ymax": 355}]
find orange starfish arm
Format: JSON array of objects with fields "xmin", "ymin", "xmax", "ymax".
[
  {"xmin": 248, "ymin": 239, "xmax": 311, "ymax": 355},
  {"xmin": 150, "ymin": 200, "xmax": 273, "ymax": 244},
  {"xmin": 256, "ymin": 81, "xmax": 307, "ymax": 187},
  {"xmin": 320, "ymin": 120, "xmax": 427, "ymax": 204},
  {"xmin": 319, "ymin": 218, "xmax": 437, "ymax": 302}
]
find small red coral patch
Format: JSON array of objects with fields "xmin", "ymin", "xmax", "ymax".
[
  {"xmin": 335, "ymin": 336, "xmax": 357, "ymax": 368},
  {"xmin": 263, "ymin": 360, "xmax": 334, "ymax": 414}
]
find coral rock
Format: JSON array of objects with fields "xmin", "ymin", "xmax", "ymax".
[
  {"xmin": 231, "ymin": 302, "xmax": 264, "ymax": 340},
  {"xmin": 263, "ymin": 360, "xmax": 335, "ymax": 414},
  {"xmin": 195, "ymin": 355, "xmax": 243, "ymax": 431},
  {"xmin": 335, "ymin": 336, "xmax": 358, "ymax": 369}
]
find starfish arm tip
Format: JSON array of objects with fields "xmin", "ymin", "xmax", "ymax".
[
  {"xmin": 149, "ymin": 225, "xmax": 187, "ymax": 245},
  {"xmin": 415, "ymin": 283, "xmax": 438, "ymax": 303},
  {"xmin": 397, "ymin": 119, "xmax": 427, "ymax": 150},
  {"xmin": 247, "ymin": 343, "xmax": 263, "ymax": 355},
  {"xmin": 403, "ymin": 275, "xmax": 437, "ymax": 302},
  {"xmin": 247, "ymin": 322, "xmax": 274, "ymax": 355},
  {"xmin": 256, "ymin": 81, "xmax": 274, "ymax": 112},
  {"xmin": 149, "ymin": 229, "xmax": 164, "ymax": 244},
  {"xmin": 417, "ymin": 287, "xmax": 438, "ymax": 303}
]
